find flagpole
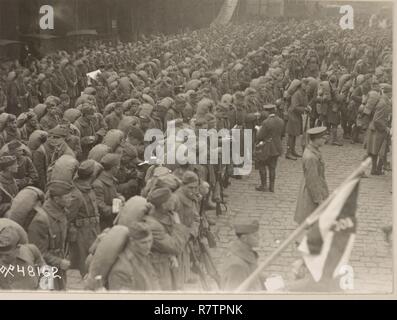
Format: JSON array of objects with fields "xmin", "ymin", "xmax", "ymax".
[{"xmin": 235, "ymin": 157, "xmax": 372, "ymax": 292}]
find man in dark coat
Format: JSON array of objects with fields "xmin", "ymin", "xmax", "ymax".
[
  {"xmin": 285, "ymin": 79, "xmax": 310, "ymax": 160},
  {"xmin": 40, "ymin": 96, "xmax": 61, "ymax": 132},
  {"xmin": 93, "ymin": 153, "xmax": 124, "ymax": 231},
  {"xmin": 27, "ymin": 180, "xmax": 74, "ymax": 290},
  {"xmin": 144, "ymin": 187, "xmax": 190, "ymax": 290},
  {"xmin": 0, "ymin": 156, "xmax": 19, "ymax": 217},
  {"xmin": 294, "ymin": 127, "xmax": 329, "ymax": 225},
  {"xmin": 18, "ymin": 111, "xmax": 40, "ymax": 144},
  {"xmin": 366, "ymin": 84, "xmax": 392, "ymax": 175},
  {"xmin": 116, "ymin": 143, "xmax": 143, "ymax": 200},
  {"xmin": 0, "ymin": 114, "xmax": 21, "ymax": 149},
  {"xmin": 74, "ymin": 104, "xmax": 98, "ymax": 160},
  {"xmin": 6, "ymin": 140, "xmax": 38, "ymax": 190},
  {"xmin": 221, "ymin": 220, "xmax": 265, "ymax": 292},
  {"xmin": 104, "ymin": 102, "xmax": 124, "ymax": 130},
  {"xmin": 41, "ymin": 126, "xmax": 75, "ymax": 172},
  {"xmin": 68, "ymin": 160, "xmax": 102, "ymax": 278},
  {"xmin": 255, "ymin": 104, "xmax": 284, "ymax": 192},
  {"xmin": 0, "ymin": 225, "xmax": 45, "ymax": 290},
  {"xmin": 52, "ymin": 64, "xmax": 68, "ymax": 97},
  {"xmin": 5, "ymin": 71, "xmax": 21, "ymax": 116},
  {"xmin": 174, "ymin": 171, "xmax": 201, "ymax": 286},
  {"xmin": 62, "ymin": 60, "xmax": 79, "ymax": 105},
  {"xmin": 107, "ymin": 222, "xmax": 161, "ymax": 291}
]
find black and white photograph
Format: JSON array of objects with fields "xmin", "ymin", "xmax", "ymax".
[{"xmin": 0, "ymin": 0, "xmax": 393, "ymax": 295}]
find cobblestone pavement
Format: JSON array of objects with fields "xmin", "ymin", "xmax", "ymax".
[{"xmin": 67, "ymin": 135, "xmax": 393, "ymax": 294}]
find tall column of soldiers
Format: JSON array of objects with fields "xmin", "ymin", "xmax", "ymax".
[{"xmin": 0, "ymin": 16, "xmax": 392, "ymax": 291}]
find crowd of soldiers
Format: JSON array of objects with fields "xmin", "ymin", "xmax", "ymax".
[{"xmin": 0, "ymin": 15, "xmax": 392, "ymax": 292}]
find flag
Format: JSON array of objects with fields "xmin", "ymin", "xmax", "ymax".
[{"xmin": 298, "ymin": 178, "xmax": 360, "ymax": 282}]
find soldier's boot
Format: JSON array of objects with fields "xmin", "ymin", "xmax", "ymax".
[
  {"xmin": 370, "ymin": 155, "xmax": 379, "ymax": 175},
  {"xmin": 255, "ymin": 169, "xmax": 268, "ymax": 192},
  {"xmin": 351, "ymin": 125, "xmax": 359, "ymax": 144},
  {"xmin": 376, "ymin": 158, "xmax": 385, "ymax": 175},
  {"xmin": 286, "ymin": 136, "xmax": 297, "ymax": 160},
  {"xmin": 290, "ymin": 136, "xmax": 302, "ymax": 157},
  {"xmin": 331, "ymin": 127, "xmax": 343, "ymax": 146},
  {"xmin": 286, "ymin": 150, "xmax": 297, "ymax": 160},
  {"xmin": 269, "ymin": 169, "xmax": 276, "ymax": 193},
  {"xmin": 384, "ymin": 161, "xmax": 392, "ymax": 171}
]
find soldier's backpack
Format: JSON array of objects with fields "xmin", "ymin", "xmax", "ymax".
[
  {"xmin": 84, "ymin": 225, "xmax": 130, "ymax": 290},
  {"xmin": 113, "ymin": 196, "xmax": 152, "ymax": 227},
  {"xmin": 117, "ymin": 116, "xmax": 139, "ymax": 136},
  {"xmin": 0, "ymin": 218, "xmax": 29, "ymax": 244},
  {"xmin": 47, "ymin": 154, "xmax": 79, "ymax": 184},
  {"xmin": 88, "ymin": 144, "xmax": 111, "ymax": 162},
  {"xmin": 103, "ymin": 129, "xmax": 125, "ymax": 152},
  {"xmin": 28, "ymin": 130, "xmax": 48, "ymax": 151},
  {"xmin": 4, "ymin": 186, "xmax": 45, "ymax": 231}
]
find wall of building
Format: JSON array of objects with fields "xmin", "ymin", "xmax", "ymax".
[{"xmin": 244, "ymin": 0, "xmax": 321, "ymax": 19}]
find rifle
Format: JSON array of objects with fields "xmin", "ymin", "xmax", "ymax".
[{"xmin": 188, "ymin": 241, "xmax": 210, "ymax": 291}]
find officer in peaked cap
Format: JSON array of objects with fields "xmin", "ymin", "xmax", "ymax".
[
  {"xmin": 255, "ymin": 104, "xmax": 284, "ymax": 193},
  {"xmin": 294, "ymin": 126, "xmax": 329, "ymax": 225}
]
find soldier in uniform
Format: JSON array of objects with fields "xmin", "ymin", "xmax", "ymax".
[
  {"xmin": 5, "ymin": 71, "xmax": 21, "ymax": 116},
  {"xmin": 93, "ymin": 153, "xmax": 125, "ymax": 231},
  {"xmin": 164, "ymin": 98, "xmax": 183, "ymax": 128},
  {"xmin": 28, "ymin": 130, "xmax": 48, "ymax": 191},
  {"xmin": 0, "ymin": 156, "xmax": 19, "ymax": 217},
  {"xmin": 285, "ymin": 78, "xmax": 311, "ymax": 160},
  {"xmin": 52, "ymin": 64, "xmax": 68, "ymax": 97},
  {"xmin": 68, "ymin": 160, "xmax": 102, "ymax": 278},
  {"xmin": 0, "ymin": 225, "xmax": 45, "ymax": 290},
  {"xmin": 145, "ymin": 187, "xmax": 191, "ymax": 290},
  {"xmin": 107, "ymin": 222, "xmax": 161, "ymax": 291},
  {"xmin": 27, "ymin": 180, "xmax": 74, "ymax": 290},
  {"xmin": 41, "ymin": 126, "xmax": 75, "ymax": 172},
  {"xmin": 255, "ymin": 104, "xmax": 284, "ymax": 192},
  {"xmin": 62, "ymin": 59, "xmax": 79, "ymax": 106},
  {"xmin": 6, "ymin": 140, "xmax": 39, "ymax": 190},
  {"xmin": 174, "ymin": 171, "xmax": 201, "ymax": 285},
  {"xmin": 126, "ymin": 126, "xmax": 146, "ymax": 160},
  {"xmin": 40, "ymin": 96, "xmax": 61, "ymax": 132},
  {"xmin": 221, "ymin": 220, "xmax": 265, "ymax": 291},
  {"xmin": 294, "ymin": 127, "xmax": 329, "ymax": 225},
  {"xmin": 38, "ymin": 73, "xmax": 53, "ymax": 100},
  {"xmin": 116, "ymin": 143, "xmax": 143, "ymax": 200},
  {"xmin": 0, "ymin": 114, "xmax": 21, "ymax": 149},
  {"xmin": 0, "ymin": 84, "xmax": 7, "ymax": 114},
  {"xmin": 74, "ymin": 104, "xmax": 98, "ymax": 160},
  {"xmin": 18, "ymin": 111, "xmax": 40, "ymax": 144},
  {"xmin": 367, "ymin": 84, "xmax": 392, "ymax": 175},
  {"xmin": 104, "ymin": 102, "xmax": 124, "ymax": 130}
]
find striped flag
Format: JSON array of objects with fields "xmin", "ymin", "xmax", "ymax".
[{"xmin": 298, "ymin": 178, "xmax": 360, "ymax": 282}]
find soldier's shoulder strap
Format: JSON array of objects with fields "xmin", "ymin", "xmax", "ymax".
[{"xmin": 0, "ymin": 182, "xmax": 14, "ymax": 201}]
